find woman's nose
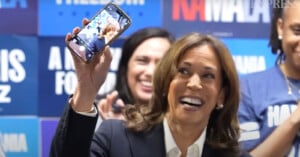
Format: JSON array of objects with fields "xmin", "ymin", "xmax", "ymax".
[
  {"xmin": 187, "ymin": 74, "xmax": 202, "ymax": 90},
  {"xmin": 145, "ymin": 63, "xmax": 156, "ymax": 76}
]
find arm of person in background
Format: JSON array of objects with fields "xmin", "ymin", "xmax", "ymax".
[
  {"xmin": 97, "ymin": 90, "xmax": 125, "ymax": 120},
  {"xmin": 50, "ymin": 18, "xmax": 113, "ymax": 157},
  {"xmin": 239, "ymin": 77, "xmax": 300, "ymax": 157},
  {"xmin": 249, "ymin": 103, "xmax": 300, "ymax": 157}
]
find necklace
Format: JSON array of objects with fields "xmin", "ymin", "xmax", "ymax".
[
  {"xmin": 281, "ymin": 66, "xmax": 300, "ymax": 101},
  {"xmin": 283, "ymin": 75, "xmax": 300, "ymax": 95}
]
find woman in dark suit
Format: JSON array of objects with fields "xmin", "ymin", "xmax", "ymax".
[{"xmin": 50, "ymin": 20, "xmax": 251, "ymax": 157}]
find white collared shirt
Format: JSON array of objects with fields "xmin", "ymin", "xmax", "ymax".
[{"xmin": 163, "ymin": 118, "xmax": 207, "ymax": 157}]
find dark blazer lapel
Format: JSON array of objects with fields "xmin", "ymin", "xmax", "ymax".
[{"xmin": 125, "ymin": 123, "xmax": 166, "ymax": 157}]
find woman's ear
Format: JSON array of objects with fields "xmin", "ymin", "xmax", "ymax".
[{"xmin": 277, "ymin": 18, "xmax": 283, "ymax": 39}]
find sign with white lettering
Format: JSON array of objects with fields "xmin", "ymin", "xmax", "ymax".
[
  {"xmin": 38, "ymin": 36, "xmax": 124, "ymax": 116},
  {"xmin": 163, "ymin": 0, "xmax": 273, "ymax": 38},
  {"xmin": 0, "ymin": 35, "xmax": 38, "ymax": 115},
  {"xmin": 0, "ymin": 117, "xmax": 39, "ymax": 157},
  {"xmin": 0, "ymin": 0, "xmax": 38, "ymax": 35},
  {"xmin": 222, "ymin": 38, "xmax": 277, "ymax": 74}
]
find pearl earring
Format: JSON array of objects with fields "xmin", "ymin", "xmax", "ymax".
[
  {"xmin": 216, "ymin": 104, "xmax": 224, "ymax": 110},
  {"xmin": 278, "ymin": 35, "xmax": 282, "ymax": 40}
]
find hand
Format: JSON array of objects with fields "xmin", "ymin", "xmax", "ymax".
[
  {"xmin": 288, "ymin": 101, "xmax": 300, "ymax": 127},
  {"xmin": 67, "ymin": 18, "xmax": 112, "ymax": 112},
  {"xmin": 98, "ymin": 91, "xmax": 125, "ymax": 120}
]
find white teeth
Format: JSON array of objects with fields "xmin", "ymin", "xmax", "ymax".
[
  {"xmin": 181, "ymin": 97, "xmax": 202, "ymax": 105},
  {"xmin": 141, "ymin": 81, "xmax": 152, "ymax": 87}
]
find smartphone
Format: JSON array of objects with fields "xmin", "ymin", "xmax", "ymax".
[{"xmin": 68, "ymin": 3, "xmax": 131, "ymax": 63}]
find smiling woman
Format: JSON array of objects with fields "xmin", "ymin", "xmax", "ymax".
[
  {"xmin": 96, "ymin": 27, "xmax": 175, "ymax": 121},
  {"xmin": 50, "ymin": 32, "xmax": 250, "ymax": 157},
  {"xmin": 124, "ymin": 32, "xmax": 244, "ymax": 157},
  {"xmin": 238, "ymin": 0, "xmax": 300, "ymax": 157},
  {"xmin": 167, "ymin": 44, "xmax": 224, "ymax": 127}
]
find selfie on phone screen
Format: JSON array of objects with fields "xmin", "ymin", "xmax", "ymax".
[{"xmin": 68, "ymin": 3, "xmax": 131, "ymax": 62}]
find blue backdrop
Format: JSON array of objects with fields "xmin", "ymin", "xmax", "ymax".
[
  {"xmin": 0, "ymin": 0, "xmax": 278, "ymax": 157},
  {"xmin": 0, "ymin": 35, "xmax": 38, "ymax": 115}
]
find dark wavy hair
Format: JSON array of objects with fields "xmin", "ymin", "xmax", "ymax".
[
  {"xmin": 115, "ymin": 27, "xmax": 175, "ymax": 105},
  {"xmin": 125, "ymin": 33, "xmax": 241, "ymax": 156}
]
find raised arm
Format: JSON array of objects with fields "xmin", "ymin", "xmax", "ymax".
[
  {"xmin": 239, "ymin": 76, "xmax": 300, "ymax": 157},
  {"xmin": 50, "ymin": 18, "xmax": 113, "ymax": 157},
  {"xmin": 249, "ymin": 104, "xmax": 300, "ymax": 157}
]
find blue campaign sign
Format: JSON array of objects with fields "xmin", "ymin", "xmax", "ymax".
[
  {"xmin": 38, "ymin": 36, "xmax": 125, "ymax": 116},
  {"xmin": 0, "ymin": 35, "xmax": 38, "ymax": 115},
  {"xmin": 162, "ymin": 0, "xmax": 272, "ymax": 38},
  {"xmin": 0, "ymin": 117, "xmax": 39, "ymax": 157},
  {"xmin": 0, "ymin": 0, "xmax": 38, "ymax": 35},
  {"xmin": 221, "ymin": 38, "xmax": 277, "ymax": 75},
  {"xmin": 38, "ymin": 0, "xmax": 161, "ymax": 37}
]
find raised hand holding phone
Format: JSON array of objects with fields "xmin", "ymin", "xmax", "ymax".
[
  {"xmin": 65, "ymin": 18, "xmax": 113, "ymax": 112},
  {"xmin": 67, "ymin": 3, "xmax": 131, "ymax": 63}
]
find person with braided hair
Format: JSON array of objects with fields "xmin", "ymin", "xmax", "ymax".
[{"xmin": 238, "ymin": 0, "xmax": 300, "ymax": 156}]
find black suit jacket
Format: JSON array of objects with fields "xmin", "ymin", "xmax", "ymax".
[{"xmin": 50, "ymin": 104, "xmax": 251, "ymax": 157}]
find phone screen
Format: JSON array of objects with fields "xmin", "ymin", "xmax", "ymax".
[{"xmin": 68, "ymin": 3, "xmax": 131, "ymax": 62}]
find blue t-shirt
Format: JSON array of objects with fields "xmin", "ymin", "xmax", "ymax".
[{"xmin": 238, "ymin": 65, "xmax": 300, "ymax": 157}]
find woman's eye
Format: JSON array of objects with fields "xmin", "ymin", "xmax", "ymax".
[
  {"xmin": 203, "ymin": 73, "xmax": 215, "ymax": 79},
  {"xmin": 178, "ymin": 67, "xmax": 189, "ymax": 75},
  {"xmin": 293, "ymin": 26, "xmax": 300, "ymax": 35},
  {"xmin": 136, "ymin": 58, "xmax": 148, "ymax": 64}
]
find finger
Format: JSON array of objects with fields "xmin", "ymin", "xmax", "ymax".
[
  {"xmin": 103, "ymin": 94, "xmax": 115, "ymax": 113},
  {"xmin": 65, "ymin": 31, "xmax": 82, "ymax": 64},
  {"xmin": 65, "ymin": 33, "xmax": 72, "ymax": 44},
  {"xmin": 106, "ymin": 93, "xmax": 115, "ymax": 111},
  {"xmin": 69, "ymin": 25, "xmax": 91, "ymax": 64},
  {"xmin": 66, "ymin": 27, "xmax": 81, "ymax": 44},
  {"xmin": 102, "ymin": 46, "xmax": 112, "ymax": 61},
  {"xmin": 72, "ymin": 27, "xmax": 81, "ymax": 35},
  {"xmin": 98, "ymin": 108, "xmax": 107, "ymax": 120},
  {"xmin": 82, "ymin": 18, "xmax": 90, "ymax": 27},
  {"xmin": 98, "ymin": 99, "xmax": 109, "ymax": 119},
  {"xmin": 110, "ymin": 90, "xmax": 119, "ymax": 100},
  {"xmin": 99, "ymin": 99, "xmax": 109, "ymax": 113},
  {"xmin": 65, "ymin": 26, "xmax": 80, "ymax": 44},
  {"xmin": 90, "ymin": 45, "xmax": 109, "ymax": 65},
  {"xmin": 93, "ymin": 46, "xmax": 112, "ymax": 68},
  {"xmin": 115, "ymin": 99, "xmax": 125, "ymax": 107}
]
